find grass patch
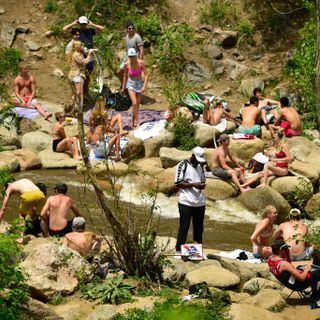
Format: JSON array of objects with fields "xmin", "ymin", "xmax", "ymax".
[
  {"xmin": 201, "ymin": 0, "xmax": 237, "ymax": 25},
  {"xmin": 44, "ymin": 0, "xmax": 58, "ymax": 13}
]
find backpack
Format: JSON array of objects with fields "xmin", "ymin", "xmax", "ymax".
[
  {"xmin": 99, "ymin": 85, "xmax": 132, "ymax": 112},
  {"xmin": 248, "ymin": 159, "xmax": 265, "ymax": 173}
]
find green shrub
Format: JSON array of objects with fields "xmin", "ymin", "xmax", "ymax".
[
  {"xmin": 44, "ymin": 0, "xmax": 58, "ymax": 13},
  {"xmin": 0, "ymin": 47, "xmax": 20, "ymax": 77},
  {"xmin": 0, "ymin": 168, "xmax": 15, "ymax": 195},
  {"xmin": 135, "ymin": 13, "xmax": 162, "ymax": 43},
  {"xmin": 201, "ymin": 0, "xmax": 237, "ymax": 25},
  {"xmin": 237, "ymin": 20, "xmax": 254, "ymax": 45},
  {"xmin": 0, "ymin": 224, "xmax": 29, "ymax": 320},
  {"xmin": 168, "ymin": 114, "xmax": 199, "ymax": 151}
]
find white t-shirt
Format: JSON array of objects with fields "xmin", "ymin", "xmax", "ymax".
[{"xmin": 175, "ymin": 160, "xmax": 205, "ymax": 207}]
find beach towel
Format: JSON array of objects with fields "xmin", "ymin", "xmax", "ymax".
[
  {"xmin": 11, "ymin": 104, "xmax": 49, "ymax": 119},
  {"xmin": 133, "ymin": 120, "xmax": 166, "ymax": 140},
  {"xmin": 212, "ymin": 249, "xmax": 261, "ymax": 264},
  {"xmin": 232, "ymin": 133, "xmax": 255, "ymax": 140},
  {"xmin": 213, "ymin": 118, "xmax": 227, "ymax": 133}
]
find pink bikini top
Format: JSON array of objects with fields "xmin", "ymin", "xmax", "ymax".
[{"xmin": 128, "ymin": 66, "xmax": 142, "ymax": 77}]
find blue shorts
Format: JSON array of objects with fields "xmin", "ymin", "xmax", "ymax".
[
  {"xmin": 126, "ymin": 77, "xmax": 143, "ymax": 93},
  {"xmin": 239, "ymin": 124, "xmax": 261, "ymax": 136}
]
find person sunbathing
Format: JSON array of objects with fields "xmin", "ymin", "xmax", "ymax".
[
  {"xmin": 52, "ymin": 112, "xmax": 82, "ymax": 160},
  {"xmin": 241, "ymin": 131, "xmax": 291, "ymax": 188}
]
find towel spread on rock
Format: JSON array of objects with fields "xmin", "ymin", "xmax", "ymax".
[
  {"xmin": 195, "ymin": 117, "xmax": 228, "ymax": 133},
  {"xmin": 214, "ymin": 249, "xmax": 261, "ymax": 264},
  {"xmin": 11, "ymin": 105, "xmax": 48, "ymax": 119},
  {"xmin": 133, "ymin": 120, "xmax": 167, "ymax": 140},
  {"xmin": 88, "ymin": 137, "xmax": 129, "ymax": 160},
  {"xmin": 84, "ymin": 109, "xmax": 165, "ymax": 131}
]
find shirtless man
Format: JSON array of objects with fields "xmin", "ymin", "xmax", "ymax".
[
  {"xmin": 13, "ymin": 62, "xmax": 52, "ymax": 120},
  {"xmin": 239, "ymin": 96, "xmax": 261, "ymax": 138},
  {"xmin": 211, "ymin": 134, "xmax": 248, "ymax": 193},
  {"xmin": 0, "ymin": 179, "xmax": 46, "ymax": 240},
  {"xmin": 273, "ymin": 97, "xmax": 301, "ymax": 137},
  {"xmin": 52, "ymin": 112, "xmax": 82, "ymax": 160},
  {"xmin": 41, "ymin": 183, "xmax": 81, "ymax": 237},
  {"xmin": 64, "ymin": 217, "xmax": 103, "ymax": 257},
  {"xmin": 273, "ymin": 208, "xmax": 313, "ymax": 261}
]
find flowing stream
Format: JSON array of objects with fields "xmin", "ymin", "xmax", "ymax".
[{"xmin": 4, "ymin": 169, "xmax": 257, "ymax": 251}]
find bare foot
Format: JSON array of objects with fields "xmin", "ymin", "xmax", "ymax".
[
  {"xmin": 120, "ymin": 130, "xmax": 128, "ymax": 136},
  {"xmin": 44, "ymin": 112, "xmax": 53, "ymax": 120}
]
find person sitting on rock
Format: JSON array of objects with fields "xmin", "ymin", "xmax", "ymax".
[
  {"xmin": 210, "ymin": 134, "xmax": 248, "ymax": 193},
  {"xmin": 52, "ymin": 112, "xmax": 82, "ymax": 160},
  {"xmin": 272, "ymin": 97, "xmax": 301, "ymax": 137},
  {"xmin": 251, "ymin": 205, "xmax": 278, "ymax": 259},
  {"xmin": 273, "ymin": 208, "xmax": 314, "ymax": 261},
  {"xmin": 241, "ymin": 131, "xmax": 291, "ymax": 188},
  {"xmin": 41, "ymin": 182, "xmax": 81, "ymax": 237},
  {"xmin": 13, "ymin": 62, "xmax": 52, "ymax": 120},
  {"xmin": 239, "ymin": 96, "xmax": 261, "ymax": 138},
  {"xmin": 64, "ymin": 217, "xmax": 103, "ymax": 257}
]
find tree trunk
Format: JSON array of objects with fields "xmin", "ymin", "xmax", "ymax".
[{"xmin": 316, "ymin": 0, "xmax": 320, "ymax": 129}]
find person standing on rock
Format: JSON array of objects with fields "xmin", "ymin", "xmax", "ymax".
[
  {"xmin": 0, "ymin": 178, "xmax": 46, "ymax": 242},
  {"xmin": 211, "ymin": 134, "xmax": 248, "ymax": 193},
  {"xmin": 175, "ymin": 147, "xmax": 206, "ymax": 253},
  {"xmin": 13, "ymin": 62, "xmax": 52, "ymax": 120},
  {"xmin": 239, "ymin": 96, "xmax": 261, "ymax": 138},
  {"xmin": 116, "ymin": 20, "xmax": 144, "ymax": 83},
  {"xmin": 273, "ymin": 208, "xmax": 313, "ymax": 261},
  {"xmin": 41, "ymin": 182, "xmax": 81, "ymax": 237}
]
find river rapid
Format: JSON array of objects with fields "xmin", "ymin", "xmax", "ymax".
[{"xmin": 5, "ymin": 169, "xmax": 258, "ymax": 251}]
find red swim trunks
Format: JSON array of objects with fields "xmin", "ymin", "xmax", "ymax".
[{"xmin": 280, "ymin": 121, "xmax": 301, "ymax": 137}]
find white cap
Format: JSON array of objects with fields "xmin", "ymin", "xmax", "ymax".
[
  {"xmin": 79, "ymin": 16, "xmax": 88, "ymax": 24},
  {"xmin": 72, "ymin": 217, "xmax": 86, "ymax": 230},
  {"xmin": 192, "ymin": 146, "xmax": 206, "ymax": 163},
  {"xmin": 127, "ymin": 48, "xmax": 137, "ymax": 57}
]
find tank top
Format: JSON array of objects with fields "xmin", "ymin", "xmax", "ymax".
[
  {"xmin": 275, "ymin": 150, "xmax": 288, "ymax": 168},
  {"xmin": 128, "ymin": 66, "xmax": 142, "ymax": 77}
]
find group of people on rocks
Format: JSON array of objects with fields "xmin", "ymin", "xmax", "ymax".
[{"xmin": 0, "ymin": 178, "xmax": 101, "ymax": 258}]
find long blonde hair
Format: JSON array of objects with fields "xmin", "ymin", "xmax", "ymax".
[
  {"xmin": 89, "ymin": 96, "xmax": 108, "ymax": 129},
  {"xmin": 261, "ymin": 205, "xmax": 276, "ymax": 219},
  {"xmin": 68, "ymin": 40, "xmax": 83, "ymax": 64}
]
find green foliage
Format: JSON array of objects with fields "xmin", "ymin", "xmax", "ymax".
[
  {"xmin": 48, "ymin": 292, "xmax": 67, "ymax": 305},
  {"xmin": 49, "ymin": 20, "xmax": 65, "ymax": 37},
  {"xmin": 163, "ymin": 78, "xmax": 190, "ymax": 109},
  {"xmin": 81, "ymin": 275, "xmax": 134, "ymax": 304},
  {"xmin": 0, "ymin": 224, "xmax": 29, "ymax": 320},
  {"xmin": 155, "ymin": 24, "xmax": 193, "ymax": 75},
  {"xmin": 247, "ymin": 281, "xmax": 261, "ymax": 295},
  {"xmin": 168, "ymin": 114, "xmax": 199, "ymax": 151},
  {"xmin": 201, "ymin": 0, "xmax": 237, "ymax": 25},
  {"xmin": 286, "ymin": 12, "xmax": 316, "ymax": 128},
  {"xmin": 0, "ymin": 169, "xmax": 14, "ymax": 196},
  {"xmin": 237, "ymin": 20, "xmax": 254, "ymax": 45},
  {"xmin": 44, "ymin": 0, "xmax": 58, "ymax": 13},
  {"xmin": 135, "ymin": 13, "xmax": 162, "ymax": 43},
  {"xmin": 286, "ymin": 176, "xmax": 313, "ymax": 211},
  {"xmin": 113, "ymin": 296, "xmax": 230, "ymax": 320}
]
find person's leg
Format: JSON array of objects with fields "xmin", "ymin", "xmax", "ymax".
[
  {"xmin": 108, "ymin": 134, "xmax": 120, "ymax": 161},
  {"xmin": 228, "ymin": 169, "xmax": 248, "ymax": 193},
  {"xmin": 74, "ymin": 81, "xmax": 83, "ymax": 97},
  {"xmin": 175, "ymin": 203, "xmax": 193, "ymax": 252},
  {"xmin": 192, "ymin": 206, "xmax": 205, "ymax": 244},
  {"xmin": 235, "ymin": 168, "xmax": 246, "ymax": 184},
  {"xmin": 70, "ymin": 136, "xmax": 81, "ymax": 160},
  {"xmin": 33, "ymin": 102, "xmax": 52, "ymax": 120},
  {"xmin": 128, "ymin": 89, "xmax": 139, "ymax": 128},
  {"xmin": 135, "ymin": 92, "xmax": 142, "ymax": 128},
  {"xmin": 203, "ymin": 106, "xmax": 213, "ymax": 125},
  {"xmin": 56, "ymin": 138, "xmax": 81, "ymax": 160},
  {"xmin": 260, "ymin": 163, "xmax": 287, "ymax": 186}
]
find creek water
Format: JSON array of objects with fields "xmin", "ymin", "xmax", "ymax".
[{"xmin": 4, "ymin": 169, "xmax": 257, "ymax": 251}]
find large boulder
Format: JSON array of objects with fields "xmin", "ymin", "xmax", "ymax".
[
  {"xmin": 229, "ymin": 303, "xmax": 287, "ymax": 320},
  {"xmin": 21, "ymin": 132, "xmax": 52, "ymax": 153},
  {"xmin": 38, "ymin": 149, "xmax": 79, "ymax": 168},
  {"xmin": 143, "ymin": 130, "xmax": 175, "ymax": 157},
  {"xmin": 19, "ymin": 118, "xmax": 41, "ymax": 134},
  {"xmin": 290, "ymin": 160, "xmax": 320, "ymax": 184},
  {"xmin": 186, "ymin": 264, "xmax": 240, "ymax": 289},
  {"xmin": 133, "ymin": 157, "xmax": 163, "ymax": 176},
  {"xmin": 239, "ymin": 79, "xmax": 265, "ymax": 97},
  {"xmin": 204, "ymin": 179, "xmax": 236, "ymax": 200},
  {"xmin": 242, "ymin": 288, "xmax": 286, "ymax": 311},
  {"xmin": 20, "ymin": 243, "xmax": 92, "ymax": 299},
  {"xmin": 213, "ymin": 29, "xmax": 238, "ymax": 48},
  {"xmin": 184, "ymin": 61, "xmax": 211, "ymax": 83},
  {"xmin": 77, "ymin": 159, "xmax": 129, "ymax": 177},
  {"xmin": 154, "ymin": 167, "xmax": 176, "ymax": 194},
  {"xmin": 86, "ymin": 305, "xmax": 117, "ymax": 320},
  {"xmin": 229, "ymin": 138, "xmax": 265, "ymax": 162},
  {"xmin": 305, "ymin": 193, "xmax": 320, "ymax": 220},
  {"xmin": 224, "ymin": 59, "xmax": 249, "ymax": 81},
  {"xmin": 11, "ymin": 148, "xmax": 42, "ymax": 170},
  {"xmin": 122, "ymin": 135, "xmax": 144, "ymax": 160},
  {"xmin": 237, "ymin": 186, "xmax": 291, "ymax": 222},
  {"xmin": 0, "ymin": 151, "xmax": 20, "ymax": 172},
  {"xmin": 243, "ymin": 278, "xmax": 282, "ymax": 295},
  {"xmin": 0, "ymin": 125, "xmax": 20, "ymax": 147},
  {"xmin": 159, "ymin": 147, "xmax": 190, "ymax": 169},
  {"xmin": 204, "ymin": 44, "xmax": 223, "ymax": 59},
  {"xmin": 269, "ymin": 176, "xmax": 313, "ymax": 203}
]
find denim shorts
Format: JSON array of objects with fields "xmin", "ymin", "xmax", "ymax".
[
  {"xmin": 126, "ymin": 77, "xmax": 143, "ymax": 93},
  {"xmin": 72, "ymin": 75, "xmax": 83, "ymax": 83}
]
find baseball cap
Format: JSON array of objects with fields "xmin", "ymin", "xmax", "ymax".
[
  {"xmin": 54, "ymin": 182, "xmax": 68, "ymax": 194},
  {"xmin": 272, "ymin": 239, "xmax": 290, "ymax": 251},
  {"xmin": 78, "ymin": 16, "xmax": 88, "ymax": 24},
  {"xmin": 127, "ymin": 48, "xmax": 137, "ymax": 57},
  {"xmin": 192, "ymin": 146, "xmax": 206, "ymax": 163},
  {"xmin": 288, "ymin": 208, "xmax": 301, "ymax": 218},
  {"xmin": 72, "ymin": 217, "xmax": 86, "ymax": 230}
]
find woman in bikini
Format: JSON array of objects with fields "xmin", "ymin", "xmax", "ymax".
[
  {"xmin": 251, "ymin": 205, "xmax": 278, "ymax": 258},
  {"xmin": 241, "ymin": 131, "xmax": 291, "ymax": 188},
  {"xmin": 52, "ymin": 112, "xmax": 82, "ymax": 160},
  {"xmin": 121, "ymin": 47, "xmax": 149, "ymax": 129}
]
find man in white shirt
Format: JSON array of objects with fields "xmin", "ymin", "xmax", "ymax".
[{"xmin": 175, "ymin": 147, "xmax": 206, "ymax": 252}]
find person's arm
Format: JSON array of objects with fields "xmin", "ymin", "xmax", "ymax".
[
  {"xmin": 138, "ymin": 45, "xmax": 144, "ymax": 60},
  {"xmin": 88, "ymin": 20, "xmax": 104, "ymax": 32},
  {"xmin": 250, "ymin": 219, "xmax": 269, "ymax": 250},
  {"xmin": 176, "ymin": 181, "xmax": 205, "ymax": 190},
  {"xmin": 13, "ymin": 79, "xmax": 28, "ymax": 107},
  {"xmin": 26, "ymin": 76, "xmax": 36, "ymax": 106},
  {"xmin": 140, "ymin": 61, "xmax": 149, "ymax": 93},
  {"xmin": 58, "ymin": 125, "xmax": 67, "ymax": 139},
  {"xmin": 73, "ymin": 51, "xmax": 93, "ymax": 66},
  {"xmin": 63, "ymin": 20, "xmax": 78, "ymax": 32},
  {"xmin": 70, "ymin": 201, "xmax": 81, "ymax": 217},
  {"xmin": 273, "ymin": 224, "xmax": 283, "ymax": 240},
  {"xmin": 266, "ymin": 98, "xmax": 280, "ymax": 106},
  {"xmin": 280, "ymin": 261, "xmax": 310, "ymax": 282},
  {"xmin": 228, "ymin": 151, "xmax": 244, "ymax": 171},
  {"xmin": 0, "ymin": 186, "xmax": 13, "ymax": 221},
  {"xmin": 274, "ymin": 109, "xmax": 283, "ymax": 126},
  {"xmin": 121, "ymin": 63, "xmax": 128, "ymax": 93},
  {"xmin": 217, "ymin": 149, "xmax": 232, "ymax": 171},
  {"xmin": 40, "ymin": 198, "xmax": 51, "ymax": 237},
  {"xmin": 261, "ymin": 109, "xmax": 269, "ymax": 126}
]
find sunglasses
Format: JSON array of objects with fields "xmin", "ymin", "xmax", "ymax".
[
  {"xmin": 128, "ymin": 27, "xmax": 134, "ymax": 30},
  {"xmin": 75, "ymin": 33, "xmax": 80, "ymax": 36}
]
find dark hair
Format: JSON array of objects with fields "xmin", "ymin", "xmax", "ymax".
[
  {"xmin": 36, "ymin": 183, "xmax": 47, "ymax": 196},
  {"xmin": 54, "ymin": 183, "xmax": 68, "ymax": 194},
  {"xmin": 280, "ymin": 97, "xmax": 289, "ymax": 107},
  {"xmin": 253, "ymin": 87, "xmax": 262, "ymax": 95},
  {"xmin": 126, "ymin": 20, "xmax": 134, "ymax": 28},
  {"xmin": 249, "ymin": 96, "xmax": 259, "ymax": 105},
  {"xmin": 71, "ymin": 28, "xmax": 81, "ymax": 36}
]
